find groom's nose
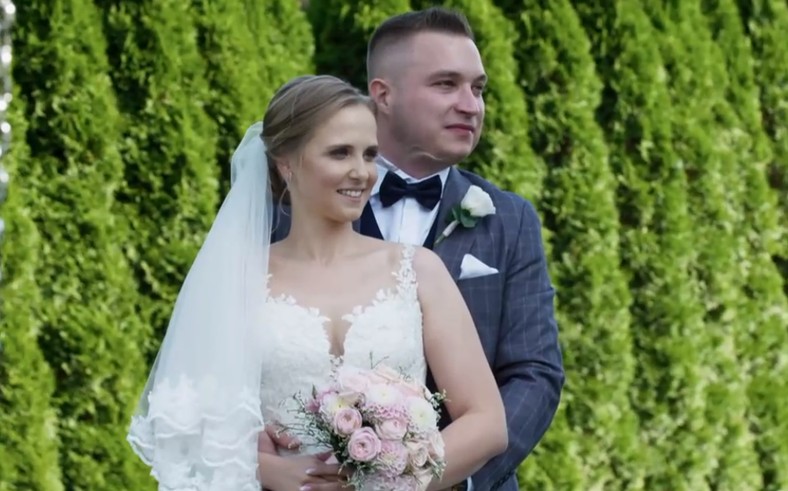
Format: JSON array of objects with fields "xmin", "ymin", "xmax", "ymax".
[{"xmin": 454, "ymin": 84, "xmax": 482, "ymax": 116}]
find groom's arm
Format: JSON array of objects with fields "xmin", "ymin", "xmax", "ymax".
[{"xmin": 471, "ymin": 198, "xmax": 565, "ymax": 490}]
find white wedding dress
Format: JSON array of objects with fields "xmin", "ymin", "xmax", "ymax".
[{"xmin": 258, "ymin": 244, "xmax": 428, "ymax": 456}]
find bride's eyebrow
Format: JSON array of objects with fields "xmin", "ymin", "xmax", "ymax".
[{"xmin": 325, "ymin": 144, "xmax": 352, "ymax": 153}]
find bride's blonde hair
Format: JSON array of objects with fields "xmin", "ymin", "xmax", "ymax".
[{"xmin": 261, "ymin": 75, "xmax": 376, "ymax": 204}]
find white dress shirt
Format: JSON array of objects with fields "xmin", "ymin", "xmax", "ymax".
[{"xmin": 368, "ymin": 157, "xmax": 450, "ymax": 245}]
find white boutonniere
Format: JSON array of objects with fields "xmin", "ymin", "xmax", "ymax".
[{"xmin": 435, "ymin": 185, "xmax": 496, "ymax": 244}]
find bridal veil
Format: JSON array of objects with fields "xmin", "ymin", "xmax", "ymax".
[{"xmin": 127, "ymin": 122, "xmax": 272, "ymax": 490}]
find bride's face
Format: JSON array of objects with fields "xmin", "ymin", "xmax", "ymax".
[{"xmin": 286, "ymin": 104, "xmax": 379, "ymax": 223}]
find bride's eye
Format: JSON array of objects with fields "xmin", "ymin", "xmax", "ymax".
[
  {"xmin": 328, "ymin": 146, "xmax": 351, "ymax": 159},
  {"xmin": 363, "ymin": 147, "xmax": 379, "ymax": 161}
]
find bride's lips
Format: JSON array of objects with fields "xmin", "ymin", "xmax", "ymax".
[{"xmin": 337, "ymin": 188, "xmax": 365, "ymax": 202}]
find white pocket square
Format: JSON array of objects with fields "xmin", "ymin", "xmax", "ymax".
[{"xmin": 459, "ymin": 254, "xmax": 499, "ymax": 280}]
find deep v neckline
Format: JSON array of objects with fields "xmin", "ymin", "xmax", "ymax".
[
  {"xmin": 267, "ymin": 284, "xmax": 397, "ymax": 359},
  {"xmin": 263, "ymin": 244, "xmax": 418, "ymax": 360}
]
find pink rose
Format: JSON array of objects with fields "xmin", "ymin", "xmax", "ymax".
[
  {"xmin": 305, "ymin": 397, "xmax": 320, "ymax": 414},
  {"xmin": 405, "ymin": 440, "xmax": 429, "ymax": 468},
  {"xmin": 376, "ymin": 417, "xmax": 408, "ymax": 440},
  {"xmin": 336, "ymin": 366, "xmax": 371, "ymax": 393},
  {"xmin": 347, "ymin": 427, "xmax": 381, "ymax": 462},
  {"xmin": 377, "ymin": 440, "xmax": 409, "ymax": 477},
  {"xmin": 333, "ymin": 407, "xmax": 362, "ymax": 436}
]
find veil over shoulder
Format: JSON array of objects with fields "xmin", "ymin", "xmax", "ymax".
[{"xmin": 127, "ymin": 122, "xmax": 272, "ymax": 490}]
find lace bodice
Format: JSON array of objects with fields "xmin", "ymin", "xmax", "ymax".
[{"xmin": 259, "ymin": 244, "xmax": 426, "ymax": 454}]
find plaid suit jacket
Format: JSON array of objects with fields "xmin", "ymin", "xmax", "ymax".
[{"xmin": 271, "ymin": 167, "xmax": 565, "ymax": 491}]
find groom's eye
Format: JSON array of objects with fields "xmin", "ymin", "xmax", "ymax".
[{"xmin": 363, "ymin": 147, "xmax": 379, "ymax": 161}]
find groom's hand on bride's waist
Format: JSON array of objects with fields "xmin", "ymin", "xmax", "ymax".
[{"xmin": 260, "ymin": 423, "xmax": 301, "ymax": 453}]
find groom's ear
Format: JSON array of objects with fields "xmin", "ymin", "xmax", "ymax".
[{"xmin": 369, "ymin": 78, "xmax": 392, "ymax": 114}]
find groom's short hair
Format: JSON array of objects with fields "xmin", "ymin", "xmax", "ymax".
[{"xmin": 366, "ymin": 7, "xmax": 475, "ymax": 83}]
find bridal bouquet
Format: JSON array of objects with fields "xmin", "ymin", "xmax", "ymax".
[{"xmin": 292, "ymin": 363, "xmax": 447, "ymax": 490}]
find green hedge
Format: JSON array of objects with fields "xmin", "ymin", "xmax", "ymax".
[
  {"xmin": 572, "ymin": 1, "xmax": 714, "ymax": 489},
  {"xmin": 95, "ymin": 0, "xmax": 221, "ymax": 358},
  {"xmin": 499, "ymin": 1, "xmax": 645, "ymax": 489},
  {"xmin": 309, "ymin": 0, "xmax": 411, "ymax": 89},
  {"xmin": 1, "ymin": 1, "xmax": 787, "ymax": 490},
  {"xmin": 701, "ymin": 2, "xmax": 788, "ymax": 488},
  {"xmin": 641, "ymin": 2, "xmax": 763, "ymax": 488},
  {"xmin": 192, "ymin": 0, "xmax": 315, "ymax": 194},
  {"xmin": 11, "ymin": 1, "xmax": 152, "ymax": 488},
  {"xmin": 0, "ymin": 92, "xmax": 63, "ymax": 491},
  {"xmin": 736, "ymin": 0, "xmax": 788, "ymax": 283}
]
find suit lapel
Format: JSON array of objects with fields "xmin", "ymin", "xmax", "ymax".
[
  {"xmin": 358, "ymin": 202, "xmax": 382, "ymax": 239},
  {"xmin": 432, "ymin": 167, "xmax": 475, "ymax": 280}
]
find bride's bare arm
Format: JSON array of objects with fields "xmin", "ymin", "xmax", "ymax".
[{"xmin": 414, "ymin": 248, "xmax": 508, "ymax": 490}]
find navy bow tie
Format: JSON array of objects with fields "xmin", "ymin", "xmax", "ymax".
[{"xmin": 379, "ymin": 172, "xmax": 443, "ymax": 210}]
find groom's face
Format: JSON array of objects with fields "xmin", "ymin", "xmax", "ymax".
[{"xmin": 390, "ymin": 32, "xmax": 486, "ymax": 167}]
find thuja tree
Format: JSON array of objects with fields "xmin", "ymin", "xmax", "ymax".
[
  {"xmin": 490, "ymin": 0, "xmax": 644, "ymax": 489},
  {"xmin": 702, "ymin": 1, "xmax": 788, "ymax": 488},
  {"xmin": 190, "ymin": 0, "xmax": 269, "ymax": 194},
  {"xmin": 191, "ymin": 0, "xmax": 316, "ymax": 194},
  {"xmin": 13, "ymin": 0, "xmax": 152, "ymax": 488},
  {"xmin": 639, "ymin": 1, "xmax": 764, "ymax": 488},
  {"xmin": 0, "ymin": 94, "xmax": 63, "ymax": 491},
  {"xmin": 737, "ymin": 0, "xmax": 788, "ymax": 288},
  {"xmin": 308, "ymin": 0, "xmax": 411, "ymax": 89},
  {"xmin": 243, "ymin": 0, "xmax": 315, "ymax": 93},
  {"xmin": 572, "ymin": 1, "xmax": 712, "ymax": 489},
  {"xmin": 95, "ymin": 0, "xmax": 220, "ymax": 356}
]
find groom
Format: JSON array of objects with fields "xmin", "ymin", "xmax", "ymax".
[{"xmin": 270, "ymin": 7, "xmax": 564, "ymax": 491}]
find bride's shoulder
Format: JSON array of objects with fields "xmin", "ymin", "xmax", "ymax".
[
  {"xmin": 378, "ymin": 241, "xmax": 447, "ymax": 280},
  {"xmin": 359, "ymin": 238, "xmax": 441, "ymax": 273},
  {"xmin": 409, "ymin": 246, "xmax": 449, "ymax": 280}
]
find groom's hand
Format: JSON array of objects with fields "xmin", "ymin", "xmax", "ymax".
[{"xmin": 263, "ymin": 423, "xmax": 301, "ymax": 452}]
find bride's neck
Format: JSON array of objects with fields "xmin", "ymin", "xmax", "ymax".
[{"xmin": 283, "ymin": 208, "xmax": 357, "ymax": 264}]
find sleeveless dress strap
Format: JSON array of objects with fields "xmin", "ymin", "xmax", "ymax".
[{"xmin": 395, "ymin": 244, "xmax": 418, "ymax": 298}]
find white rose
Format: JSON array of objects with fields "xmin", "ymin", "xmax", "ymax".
[
  {"xmin": 461, "ymin": 185, "xmax": 495, "ymax": 217},
  {"xmin": 406, "ymin": 396, "xmax": 438, "ymax": 433}
]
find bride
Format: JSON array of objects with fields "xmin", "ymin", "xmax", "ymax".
[{"xmin": 127, "ymin": 75, "xmax": 506, "ymax": 491}]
